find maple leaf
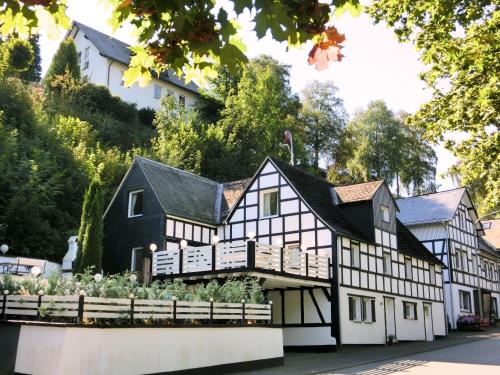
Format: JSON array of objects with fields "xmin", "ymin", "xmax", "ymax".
[{"xmin": 307, "ymin": 26, "xmax": 345, "ymax": 71}]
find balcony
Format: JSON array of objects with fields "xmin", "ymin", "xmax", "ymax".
[{"xmin": 152, "ymin": 240, "xmax": 331, "ymax": 287}]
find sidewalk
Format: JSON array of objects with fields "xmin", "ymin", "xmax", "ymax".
[{"xmin": 234, "ymin": 328, "xmax": 500, "ymax": 375}]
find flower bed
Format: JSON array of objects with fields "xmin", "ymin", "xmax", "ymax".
[{"xmin": 456, "ymin": 315, "xmax": 489, "ymax": 331}]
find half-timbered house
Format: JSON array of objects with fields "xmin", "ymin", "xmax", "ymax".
[
  {"xmin": 103, "ymin": 156, "xmax": 446, "ymax": 349},
  {"xmin": 397, "ymin": 189, "xmax": 500, "ymax": 329}
]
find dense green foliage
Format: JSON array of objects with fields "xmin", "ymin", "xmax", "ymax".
[
  {"xmin": 0, "ymin": 271, "xmax": 266, "ymax": 304},
  {"xmin": 44, "ymin": 38, "xmax": 80, "ymax": 87},
  {"xmin": 369, "ymin": 1, "xmax": 499, "ymax": 215},
  {"xmin": 75, "ymin": 179, "xmax": 104, "ymax": 273},
  {"xmin": 328, "ymin": 101, "xmax": 436, "ymax": 196},
  {"xmin": 18, "ymin": 35, "xmax": 41, "ymax": 82}
]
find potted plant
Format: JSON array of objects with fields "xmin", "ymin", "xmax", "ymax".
[{"xmin": 387, "ymin": 334, "xmax": 396, "ymax": 345}]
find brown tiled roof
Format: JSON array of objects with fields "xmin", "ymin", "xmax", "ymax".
[
  {"xmin": 483, "ymin": 219, "xmax": 500, "ymax": 249},
  {"xmin": 223, "ymin": 179, "xmax": 251, "ymax": 210},
  {"xmin": 334, "ymin": 181, "xmax": 384, "ymax": 203}
]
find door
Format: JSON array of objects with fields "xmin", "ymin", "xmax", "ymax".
[
  {"xmin": 384, "ymin": 297, "xmax": 396, "ymax": 343},
  {"xmin": 131, "ymin": 247, "xmax": 144, "ymax": 281},
  {"xmin": 423, "ymin": 303, "xmax": 434, "ymax": 341}
]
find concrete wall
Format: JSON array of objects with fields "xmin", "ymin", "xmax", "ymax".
[{"xmin": 12, "ymin": 325, "xmax": 283, "ymax": 375}]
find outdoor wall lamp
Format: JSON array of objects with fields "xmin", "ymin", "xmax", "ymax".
[
  {"xmin": 180, "ymin": 239, "xmax": 188, "ymax": 249},
  {"xmin": 212, "ymin": 235, "xmax": 220, "ymax": 245},
  {"xmin": 149, "ymin": 243, "xmax": 158, "ymax": 252},
  {"xmin": 247, "ymin": 231, "xmax": 256, "ymax": 240}
]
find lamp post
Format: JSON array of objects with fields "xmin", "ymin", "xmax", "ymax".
[{"xmin": 212, "ymin": 236, "xmax": 220, "ymax": 271}]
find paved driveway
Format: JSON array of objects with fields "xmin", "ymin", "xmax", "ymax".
[{"xmin": 234, "ymin": 329, "xmax": 500, "ymax": 375}]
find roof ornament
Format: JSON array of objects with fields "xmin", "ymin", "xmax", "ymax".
[{"xmin": 283, "ymin": 130, "xmax": 295, "ymax": 166}]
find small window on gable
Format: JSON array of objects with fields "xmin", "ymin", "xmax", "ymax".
[
  {"xmin": 154, "ymin": 84, "xmax": 162, "ymax": 99},
  {"xmin": 120, "ymin": 71, "xmax": 125, "ymax": 86},
  {"xmin": 380, "ymin": 205, "xmax": 390, "ymax": 222},
  {"xmin": 383, "ymin": 252, "xmax": 392, "ymax": 275},
  {"xmin": 260, "ymin": 189, "xmax": 278, "ymax": 218},
  {"xmin": 179, "ymin": 95, "xmax": 186, "ymax": 107},
  {"xmin": 403, "ymin": 302, "xmax": 417, "ymax": 320},
  {"xmin": 128, "ymin": 190, "xmax": 144, "ymax": 218},
  {"xmin": 351, "ymin": 243, "xmax": 360, "ymax": 268},
  {"xmin": 405, "ymin": 258, "xmax": 412, "ymax": 279},
  {"xmin": 83, "ymin": 47, "xmax": 90, "ymax": 69}
]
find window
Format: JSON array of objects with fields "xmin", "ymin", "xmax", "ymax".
[
  {"xmin": 383, "ymin": 252, "xmax": 392, "ymax": 275},
  {"xmin": 461, "ymin": 251, "xmax": 468, "ymax": 272},
  {"xmin": 260, "ymin": 189, "xmax": 278, "ymax": 218},
  {"xmin": 77, "ymin": 51, "xmax": 82, "ymax": 65},
  {"xmin": 179, "ymin": 95, "xmax": 186, "ymax": 107},
  {"xmin": 380, "ymin": 205, "xmax": 390, "ymax": 222},
  {"xmin": 351, "ymin": 243, "xmax": 360, "ymax": 268},
  {"xmin": 83, "ymin": 47, "xmax": 90, "ymax": 69},
  {"xmin": 130, "ymin": 247, "xmax": 144, "ymax": 272},
  {"xmin": 429, "ymin": 265, "xmax": 436, "ymax": 285},
  {"xmin": 120, "ymin": 71, "xmax": 125, "ymax": 86},
  {"xmin": 403, "ymin": 302, "xmax": 417, "ymax": 320},
  {"xmin": 459, "ymin": 290, "xmax": 471, "ymax": 312},
  {"xmin": 128, "ymin": 190, "xmax": 144, "ymax": 217},
  {"xmin": 405, "ymin": 258, "xmax": 412, "ymax": 279},
  {"xmin": 492, "ymin": 298, "xmax": 498, "ymax": 316},
  {"xmin": 154, "ymin": 84, "xmax": 162, "ymax": 99},
  {"xmin": 455, "ymin": 252, "xmax": 461, "ymax": 270},
  {"xmin": 349, "ymin": 296, "xmax": 376, "ymax": 323}
]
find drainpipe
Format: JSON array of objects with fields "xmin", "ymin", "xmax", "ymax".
[
  {"xmin": 106, "ymin": 59, "xmax": 113, "ymax": 88},
  {"xmin": 443, "ymin": 220, "xmax": 456, "ymax": 331}
]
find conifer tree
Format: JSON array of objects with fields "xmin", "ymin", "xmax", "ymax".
[
  {"xmin": 44, "ymin": 39, "xmax": 80, "ymax": 88},
  {"xmin": 19, "ymin": 35, "xmax": 42, "ymax": 82}
]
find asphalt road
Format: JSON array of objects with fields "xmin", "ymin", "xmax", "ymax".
[{"xmin": 325, "ymin": 333, "xmax": 500, "ymax": 375}]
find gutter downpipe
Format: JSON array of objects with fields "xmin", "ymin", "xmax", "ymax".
[
  {"xmin": 106, "ymin": 59, "xmax": 113, "ymax": 88},
  {"xmin": 443, "ymin": 220, "xmax": 456, "ymax": 331}
]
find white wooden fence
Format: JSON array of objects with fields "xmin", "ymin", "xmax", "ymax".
[
  {"xmin": 0, "ymin": 294, "xmax": 272, "ymax": 324},
  {"xmin": 153, "ymin": 240, "xmax": 330, "ymax": 279}
]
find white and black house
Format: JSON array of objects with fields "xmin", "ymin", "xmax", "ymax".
[
  {"xmin": 103, "ymin": 156, "xmax": 447, "ymax": 349},
  {"xmin": 397, "ymin": 189, "xmax": 500, "ymax": 329}
]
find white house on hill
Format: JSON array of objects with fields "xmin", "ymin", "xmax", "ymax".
[{"xmin": 65, "ymin": 21, "xmax": 200, "ymax": 110}]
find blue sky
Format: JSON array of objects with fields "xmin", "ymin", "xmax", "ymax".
[{"xmin": 38, "ymin": 0, "xmax": 456, "ymax": 192}]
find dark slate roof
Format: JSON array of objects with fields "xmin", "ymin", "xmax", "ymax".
[
  {"xmin": 483, "ymin": 219, "xmax": 500, "ymax": 249},
  {"xmin": 269, "ymin": 157, "xmax": 369, "ymax": 242},
  {"xmin": 396, "ymin": 188, "xmax": 466, "ymax": 226},
  {"xmin": 136, "ymin": 157, "xmax": 219, "ymax": 225},
  {"xmin": 478, "ymin": 236, "xmax": 500, "ymax": 258},
  {"xmin": 396, "ymin": 219, "xmax": 445, "ymax": 266},
  {"xmin": 72, "ymin": 21, "xmax": 199, "ymax": 94},
  {"xmin": 335, "ymin": 181, "xmax": 384, "ymax": 203}
]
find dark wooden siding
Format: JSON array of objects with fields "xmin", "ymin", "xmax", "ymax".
[
  {"xmin": 372, "ymin": 186, "xmax": 396, "ymax": 234},
  {"xmin": 103, "ymin": 163, "xmax": 165, "ymax": 274}
]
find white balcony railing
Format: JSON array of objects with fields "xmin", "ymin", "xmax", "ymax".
[{"xmin": 153, "ymin": 240, "xmax": 330, "ymax": 280}]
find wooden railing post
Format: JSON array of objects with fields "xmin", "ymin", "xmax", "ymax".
[
  {"xmin": 172, "ymin": 296, "xmax": 177, "ymax": 323},
  {"xmin": 77, "ymin": 292, "xmax": 85, "ymax": 324},
  {"xmin": 328, "ymin": 260, "xmax": 332, "ymax": 280},
  {"xmin": 241, "ymin": 299, "xmax": 246, "ymax": 325},
  {"xmin": 212, "ymin": 244, "xmax": 216, "ymax": 271},
  {"xmin": 129, "ymin": 294, "xmax": 135, "ymax": 326},
  {"xmin": 268, "ymin": 301, "xmax": 273, "ymax": 324},
  {"xmin": 247, "ymin": 241, "xmax": 255, "ymax": 269},
  {"xmin": 306, "ymin": 253, "xmax": 309, "ymax": 277},
  {"xmin": 36, "ymin": 291, "xmax": 43, "ymax": 320},
  {"xmin": 2, "ymin": 291, "xmax": 8, "ymax": 320},
  {"xmin": 178, "ymin": 249, "xmax": 183, "ymax": 274},
  {"xmin": 280, "ymin": 247, "xmax": 284, "ymax": 272},
  {"xmin": 209, "ymin": 298, "xmax": 214, "ymax": 323}
]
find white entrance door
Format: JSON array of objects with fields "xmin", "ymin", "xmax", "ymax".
[
  {"xmin": 384, "ymin": 297, "xmax": 396, "ymax": 343},
  {"xmin": 423, "ymin": 303, "xmax": 434, "ymax": 341}
]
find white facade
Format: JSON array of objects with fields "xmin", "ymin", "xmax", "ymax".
[{"xmin": 68, "ymin": 24, "xmax": 199, "ymax": 110}]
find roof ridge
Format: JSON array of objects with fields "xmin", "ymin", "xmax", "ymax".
[
  {"xmin": 134, "ymin": 156, "xmax": 220, "ymax": 186},
  {"xmin": 73, "ymin": 21, "xmax": 130, "ymax": 48},
  {"xmin": 397, "ymin": 187, "xmax": 466, "ymax": 200},
  {"xmin": 223, "ymin": 178, "xmax": 252, "ymax": 185},
  {"xmin": 269, "ymin": 157, "xmax": 335, "ymax": 187},
  {"xmin": 335, "ymin": 180, "xmax": 384, "ymax": 189}
]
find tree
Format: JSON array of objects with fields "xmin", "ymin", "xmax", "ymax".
[
  {"xmin": 1, "ymin": 1, "xmax": 360, "ymax": 85},
  {"xmin": 74, "ymin": 179, "xmax": 104, "ymax": 273},
  {"xmin": 0, "ymin": 38, "xmax": 33, "ymax": 78},
  {"xmin": 44, "ymin": 39, "xmax": 80, "ymax": 87},
  {"xmin": 369, "ymin": 1, "xmax": 499, "ymax": 214},
  {"xmin": 18, "ymin": 35, "xmax": 41, "ymax": 82},
  {"xmin": 299, "ymin": 81, "xmax": 347, "ymax": 170},
  {"xmin": 217, "ymin": 55, "xmax": 304, "ymax": 179}
]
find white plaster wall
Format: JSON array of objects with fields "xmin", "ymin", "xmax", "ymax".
[
  {"xmin": 395, "ymin": 299, "xmax": 425, "ymax": 341},
  {"xmin": 283, "ymin": 327, "xmax": 336, "ymax": 347},
  {"xmin": 72, "ymin": 30, "xmax": 108, "ymax": 86},
  {"xmin": 432, "ymin": 301, "xmax": 447, "ymax": 336},
  {"xmin": 447, "ymin": 283, "xmax": 477, "ymax": 329},
  {"xmin": 15, "ymin": 326, "xmax": 283, "ymax": 375}
]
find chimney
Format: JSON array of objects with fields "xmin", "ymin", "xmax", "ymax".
[{"xmin": 330, "ymin": 187, "xmax": 339, "ymax": 206}]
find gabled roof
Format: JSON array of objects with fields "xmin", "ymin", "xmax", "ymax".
[
  {"xmin": 478, "ymin": 236, "xmax": 500, "ymax": 258},
  {"xmin": 396, "ymin": 219, "xmax": 445, "ymax": 266},
  {"xmin": 269, "ymin": 157, "xmax": 369, "ymax": 242},
  {"xmin": 483, "ymin": 219, "xmax": 500, "ymax": 249},
  {"xmin": 396, "ymin": 188, "xmax": 467, "ymax": 226},
  {"xmin": 71, "ymin": 21, "xmax": 199, "ymax": 95},
  {"xmin": 222, "ymin": 179, "xmax": 251, "ymax": 212},
  {"xmin": 135, "ymin": 157, "xmax": 220, "ymax": 225},
  {"xmin": 335, "ymin": 180, "xmax": 384, "ymax": 203}
]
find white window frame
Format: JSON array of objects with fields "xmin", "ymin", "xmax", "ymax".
[
  {"xmin": 351, "ymin": 243, "xmax": 360, "ymax": 268},
  {"xmin": 405, "ymin": 258, "xmax": 412, "ymax": 279},
  {"xmin": 380, "ymin": 205, "xmax": 390, "ymax": 223},
  {"xmin": 130, "ymin": 247, "xmax": 143, "ymax": 272},
  {"xmin": 459, "ymin": 290, "xmax": 471, "ymax": 312},
  {"xmin": 128, "ymin": 189, "xmax": 144, "ymax": 218},
  {"xmin": 154, "ymin": 84, "xmax": 162, "ymax": 99},
  {"xmin": 349, "ymin": 295, "xmax": 375, "ymax": 323},
  {"xmin": 429, "ymin": 265, "xmax": 436, "ymax": 285},
  {"xmin": 383, "ymin": 252, "xmax": 392, "ymax": 275},
  {"xmin": 403, "ymin": 301, "xmax": 417, "ymax": 320},
  {"xmin": 83, "ymin": 47, "xmax": 90, "ymax": 70},
  {"xmin": 120, "ymin": 71, "xmax": 125, "ymax": 86},
  {"xmin": 259, "ymin": 188, "xmax": 279, "ymax": 218},
  {"xmin": 349, "ymin": 296, "xmax": 362, "ymax": 322}
]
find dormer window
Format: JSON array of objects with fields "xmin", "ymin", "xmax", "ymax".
[
  {"xmin": 260, "ymin": 189, "xmax": 278, "ymax": 218},
  {"xmin": 380, "ymin": 205, "xmax": 390, "ymax": 222},
  {"xmin": 128, "ymin": 190, "xmax": 144, "ymax": 218}
]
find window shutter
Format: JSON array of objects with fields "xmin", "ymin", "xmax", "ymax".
[
  {"xmin": 348, "ymin": 297, "xmax": 354, "ymax": 321},
  {"xmin": 371, "ymin": 299, "xmax": 376, "ymax": 322},
  {"xmin": 414, "ymin": 304, "xmax": 418, "ymax": 319}
]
